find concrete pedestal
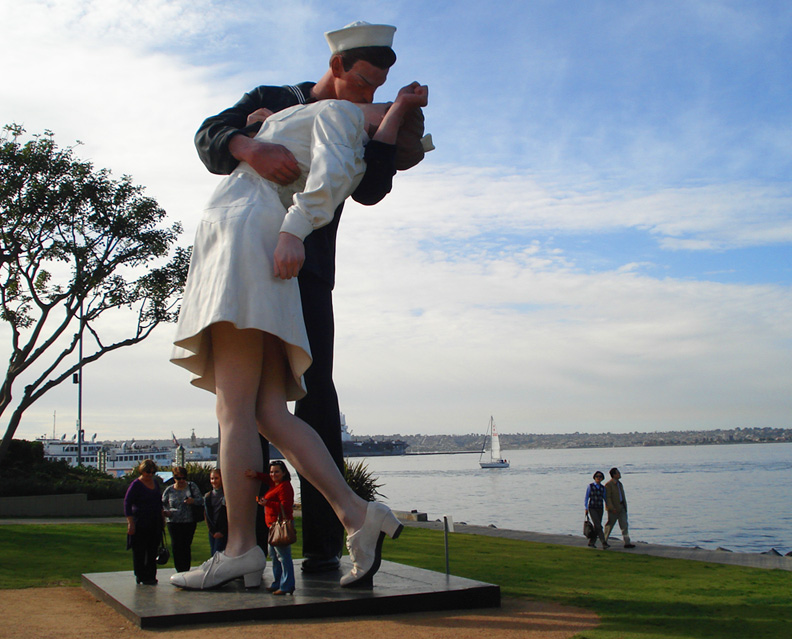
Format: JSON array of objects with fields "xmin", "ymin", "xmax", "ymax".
[{"xmin": 82, "ymin": 558, "xmax": 500, "ymax": 629}]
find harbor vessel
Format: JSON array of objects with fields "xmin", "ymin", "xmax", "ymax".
[
  {"xmin": 36, "ymin": 429, "xmax": 215, "ymax": 477},
  {"xmin": 479, "ymin": 416, "xmax": 509, "ymax": 468},
  {"xmin": 269, "ymin": 413, "xmax": 408, "ymax": 459},
  {"xmin": 37, "ymin": 434, "xmax": 174, "ymax": 477},
  {"xmin": 340, "ymin": 413, "xmax": 408, "ymax": 456}
]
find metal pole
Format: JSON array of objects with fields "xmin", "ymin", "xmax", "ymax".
[
  {"xmin": 443, "ymin": 515, "xmax": 455, "ymax": 575},
  {"xmin": 444, "ymin": 519, "xmax": 450, "ymax": 574},
  {"xmin": 77, "ymin": 301, "xmax": 84, "ymax": 465},
  {"xmin": 443, "ymin": 515, "xmax": 454, "ymax": 575}
]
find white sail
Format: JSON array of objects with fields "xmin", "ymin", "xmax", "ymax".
[{"xmin": 490, "ymin": 423, "xmax": 501, "ymax": 460}]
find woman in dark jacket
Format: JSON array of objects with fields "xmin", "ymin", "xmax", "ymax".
[
  {"xmin": 124, "ymin": 459, "xmax": 164, "ymax": 585},
  {"xmin": 204, "ymin": 468, "xmax": 228, "ymax": 556}
]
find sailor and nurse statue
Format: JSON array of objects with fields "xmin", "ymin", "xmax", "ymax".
[{"xmin": 168, "ymin": 20, "xmax": 432, "ymax": 590}]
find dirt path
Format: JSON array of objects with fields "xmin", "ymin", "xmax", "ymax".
[{"xmin": 1, "ymin": 587, "xmax": 598, "ymax": 639}]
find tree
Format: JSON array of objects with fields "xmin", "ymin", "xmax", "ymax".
[{"xmin": 0, "ymin": 124, "xmax": 189, "ymax": 464}]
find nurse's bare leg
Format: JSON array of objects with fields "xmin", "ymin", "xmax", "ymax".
[
  {"xmin": 254, "ymin": 332, "xmax": 367, "ymax": 532},
  {"xmin": 170, "ymin": 322, "xmax": 268, "ymax": 589},
  {"xmin": 212, "ymin": 322, "xmax": 265, "ymax": 557}
]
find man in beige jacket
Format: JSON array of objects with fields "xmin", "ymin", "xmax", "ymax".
[{"xmin": 604, "ymin": 468, "xmax": 636, "ymax": 548}]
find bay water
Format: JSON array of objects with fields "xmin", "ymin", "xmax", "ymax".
[{"xmin": 342, "ymin": 442, "xmax": 792, "ymax": 554}]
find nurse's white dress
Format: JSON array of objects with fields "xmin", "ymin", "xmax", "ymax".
[{"xmin": 170, "ymin": 100, "xmax": 367, "ymax": 399}]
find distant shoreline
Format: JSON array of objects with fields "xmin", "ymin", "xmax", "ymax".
[
  {"xmin": 402, "ymin": 438, "xmax": 792, "ymax": 455},
  {"xmin": 397, "ymin": 428, "xmax": 792, "ymax": 455},
  {"xmin": 91, "ymin": 427, "xmax": 792, "ymax": 456},
  {"xmin": 405, "ymin": 450, "xmax": 481, "ymax": 456}
]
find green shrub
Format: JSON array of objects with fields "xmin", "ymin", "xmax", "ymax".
[
  {"xmin": 0, "ymin": 440, "xmax": 129, "ymax": 498},
  {"xmin": 184, "ymin": 462, "xmax": 213, "ymax": 493},
  {"xmin": 344, "ymin": 459, "xmax": 384, "ymax": 501}
]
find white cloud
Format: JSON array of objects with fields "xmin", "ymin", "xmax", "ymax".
[
  {"xmin": 363, "ymin": 166, "xmax": 792, "ymax": 252},
  {"xmin": 3, "ymin": 1, "xmax": 791, "ymax": 442},
  {"xmin": 322, "ymin": 168, "xmax": 792, "ymax": 434},
  {"xmin": 332, "ymin": 252, "xmax": 792, "ymax": 434}
]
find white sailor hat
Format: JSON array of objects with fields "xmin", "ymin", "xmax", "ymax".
[{"xmin": 325, "ymin": 21, "xmax": 396, "ymax": 54}]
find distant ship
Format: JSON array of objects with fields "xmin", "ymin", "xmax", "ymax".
[
  {"xmin": 35, "ymin": 429, "xmax": 215, "ymax": 477},
  {"xmin": 37, "ymin": 433, "xmax": 173, "ymax": 477},
  {"xmin": 269, "ymin": 413, "xmax": 408, "ymax": 459}
]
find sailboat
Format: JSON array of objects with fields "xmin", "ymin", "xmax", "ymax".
[{"xmin": 479, "ymin": 416, "xmax": 509, "ymax": 468}]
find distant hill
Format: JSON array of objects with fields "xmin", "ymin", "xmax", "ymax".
[
  {"xmin": 381, "ymin": 426, "xmax": 792, "ymax": 454},
  {"xmin": 103, "ymin": 426, "xmax": 792, "ymax": 455}
]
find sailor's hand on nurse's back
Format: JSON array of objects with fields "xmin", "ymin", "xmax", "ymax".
[
  {"xmin": 273, "ymin": 232, "xmax": 305, "ymax": 280},
  {"xmin": 228, "ymin": 136, "xmax": 301, "ymax": 185},
  {"xmin": 246, "ymin": 107, "xmax": 275, "ymax": 127}
]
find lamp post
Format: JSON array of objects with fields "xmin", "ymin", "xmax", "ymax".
[
  {"xmin": 75, "ymin": 301, "xmax": 84, "ymax": 465},
  {"xmin": 175, "ymin": 444, "xmax": 185, "ymax": 468}
]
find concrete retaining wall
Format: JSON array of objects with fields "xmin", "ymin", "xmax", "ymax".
[
  {"xmin": 0, "ymin": 495, "xmax": 427, "ymax": 521},
  {"xmin": 292, "ymin": 507, "xmax": 426, "ymax": 522},
  {"xmin": 0, "ymin": 494, "xmax": 124, "ymax": 518}
]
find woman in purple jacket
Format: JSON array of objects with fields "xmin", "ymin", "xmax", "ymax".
[{"xmin": 124, "ymin": 459, "xmax": 164, "ymax": 584}]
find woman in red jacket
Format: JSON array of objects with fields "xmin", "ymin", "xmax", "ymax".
[{"xmin": 247, "ymin": 461, "xmax": 295, "ymax": 594}]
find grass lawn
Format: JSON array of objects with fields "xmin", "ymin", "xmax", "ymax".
[{"xmin": 0, "ymin": 521, "xmax": 789, "ymax": 639}]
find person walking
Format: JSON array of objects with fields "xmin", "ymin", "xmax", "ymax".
[
  {"xmin": 604, "ymin": 467, "xmax": 635, "ymax": 549},
  {"xmin": 584, "ymin": 470, "xmax": 609, "ymax": 549}
]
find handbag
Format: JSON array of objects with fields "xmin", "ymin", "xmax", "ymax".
[
  {"xmin": 156, "ymin": 529, "xmax": 170, "ymax": 565},
  {"xmin": 192, "ymin": 503, "xmax": 205, "ymax": 522},
  {"xmin": 267, "ymin": 504, "xmax": 296, "ymax": 547},
  {"xmin": 189, "ymin": 482, "xmax": 205, "ymax": 522},
  {"xmin": 583, "ymin": 515, "xmax": 595, "ymax": 540}
]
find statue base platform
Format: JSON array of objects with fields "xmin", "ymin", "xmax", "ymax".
[{"xmin": 82, "ymin": 558, "xmax": 500, "ymax": 629}]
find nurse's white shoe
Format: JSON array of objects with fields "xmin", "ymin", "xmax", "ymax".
[
  {"xmin": 170, "ymin": 546, "xmax": 266, "ymax": 590},
  {"xmin": 340, "ymin": 501, "xmax": 403, "ymax": 588}
]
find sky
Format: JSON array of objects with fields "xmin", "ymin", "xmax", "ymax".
[{"xmin": 1, "ymin": 0, "xmax": 791, "ymax": 442}]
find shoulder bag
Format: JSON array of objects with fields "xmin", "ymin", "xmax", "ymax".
[
  {"xmin": 189, "ymin": 482, "xmax": 205, "ymax": 522},
  {"xmin": 583, "ymin": 514, "xmax": 595, "ymax": 540},
  {"xmin": 156, "ymin": 528, "xmax": 170, "ymax": 565},
  {"xmin": 268, "ymin": 503, "xmax": 297, "ymax": 547}
]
